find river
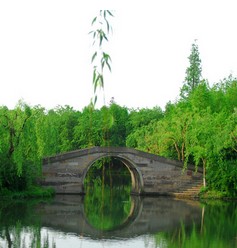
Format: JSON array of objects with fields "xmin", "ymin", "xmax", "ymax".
[{"xmin": 0, "ymin": 186, "xmax": 236, "ymax": 248}]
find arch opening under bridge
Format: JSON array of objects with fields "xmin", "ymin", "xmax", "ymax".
[{"xmin": 82, "ymin": 154, "xmax": 144, "ymax": 195}]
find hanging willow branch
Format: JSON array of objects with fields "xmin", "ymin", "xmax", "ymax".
[{"xmin": 89, "ymin": 10, "xmax": 114, "ymax": 106}]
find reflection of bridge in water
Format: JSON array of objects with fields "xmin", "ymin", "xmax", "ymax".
[{"xmin": 38, "ymin": 195, "xmax": 202, "ymax": 239}]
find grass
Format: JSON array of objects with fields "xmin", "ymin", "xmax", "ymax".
[
  {"xmin": 199, "ymin": 189, "xmax": 229, "ymax": 199},
  {"xmin": 0, "ymin": 186, "xmax": 55, "ymax": 199}
]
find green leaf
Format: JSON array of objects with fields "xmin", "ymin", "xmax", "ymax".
[
  {"xmin": 106, "ymin": 19, "xmax": 110, "ymax": 34},
  {"xmin": 95, "ymin": 73, "xmax": 103, "ymax": 89},
  {"xmin": 100, "ymin": 75, "xmax": 104, "ymax": 88},
  {"xmin": 103, "ymin": 34, "xmax": 108, "ymax": 42},
  {"xmin": 101, "ymin": 61, "xmax": 105, "ymax": 70},
  {"xmin": 91, "ymin": 17, "xmax": 97, "ymax": 25},
  {"xmin": 99, "ymin": 32, "xmax": 103, "ymax": 46},
  {"xmin": 106, "ymin": 61, "xmax": 111, "ymax": 72},
  {"xmin": 94, "ymin": 78, "xmax": 98, "ymax": 93},
  {"xmin": 91, "ymin": 52, "xmax": 97, "ymax": 63},
  {"xmin": 103, "ymin": 52, "xmax": 111, "ymax": 61},
  {"xmin": 94, "ymin": 95, "xmax": 97, "ymax": 105},
  {"xmin": 93, "ymin": 67, "xmax": 97, "ymax": 84},
  {"xmin": 93, "ymin": 31, "xmax": 96, "ymax": 39},
  {"xmin": 106, "ymin": 10, "xmax": 114, "ymax": 17}
]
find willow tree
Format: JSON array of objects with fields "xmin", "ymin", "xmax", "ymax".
[{"xmin": 0, "ymin": 102, "xmax": 41, "ymax": 191}]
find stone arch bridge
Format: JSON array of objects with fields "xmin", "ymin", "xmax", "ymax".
[{"xmin": 41, "ymin": 146, "xmax": 203, "ymax": 197}]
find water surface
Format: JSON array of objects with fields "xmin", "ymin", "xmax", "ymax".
[
  {"xmin": 0, "ymin": 191, "xmax": 236, "ymax": 248},
  {"xmin": 1, "ymin": 161, "xmax": 237, "ymax": 248}
]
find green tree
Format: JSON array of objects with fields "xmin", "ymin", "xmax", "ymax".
[
  {"xmin": 35, "ymin": 108, "xmax": 61, "ymax": 157},
  {"xmin": 126, "ymin": 125, "xmax": 149, "ymax": 151},
  {"xmin": 35, "ymin": 105, "xmax": 81, "ymax": 157},
  {"xmin": 126, "ymin": 107, "xmax": 163, "ymax": 135},
  {"xmin": 107, "ymin": 103, "xmax": 129, "ymax": 146},
  {"xmin": 126, "ymin": 103, "xmax": 191, "ymax": 161},
  {"xmin": 73, "ymin": 105, "xmax": 103, "ymax": 148},
  {"xmin": 181, "ymin": 40, "xmax": 202, "ymax": 98},
  {"xmin": 73, "ymin": 103, "xmax": 128, "ymax": 148},
  {"xmin": 53, "ymin": 105, "xmax": 81, "ymax": 152},
  {"xmin": 0, "ymin": 102, "xmax": 41, "ymax": 191},
  {"xmin": 206, "ymin": 110, "xmax": 237, "ymax": 195},
  {"xmin": 211, "ymin": 75, "xmax": 237, "ymax": 113},
  {"xmin": 126, "ymin": 107, "xmax": 164, "ymax": 150},
  {"xmin": 160, "ymin": 103, "xmax": 192, "ymax": 161}
]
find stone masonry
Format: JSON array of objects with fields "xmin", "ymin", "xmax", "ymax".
[{"xmin": 41, "ymin": 146, "xmax": 203, "ymax": 197}]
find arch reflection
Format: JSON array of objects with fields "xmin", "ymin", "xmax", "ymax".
[{"xmin": 83, "ymin": 156, "xmax": 137, "ymax": 231}]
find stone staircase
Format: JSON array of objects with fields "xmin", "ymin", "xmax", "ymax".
[{"xmin": 172, "ymin": 178, "xmax": 203, "ymax": 198}]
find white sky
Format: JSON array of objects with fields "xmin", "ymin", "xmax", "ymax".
[{"xmin": 0, "ymin": 1, "xmax": 236, "ymax": 110}]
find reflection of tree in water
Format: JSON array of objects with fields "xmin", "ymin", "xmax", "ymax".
[
  {"xmin": 84, "ymin": 157, "xmax": 132, "ymax": 231},
  {"xmin": 0, "ymin": 201, "xmax": 56, "ymax": 248},
  {"xmin": 154, "ymin": 201, "xmax": 237, "ymax": 248}
]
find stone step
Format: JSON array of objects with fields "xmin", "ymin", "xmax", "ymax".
[
  {"xmin": 178, "ymin": 184, "xmax": 202, "ymax": 189},
  {"xmin": 179, "ymin": 188, "xmax": 201, "ymax": 192},
  {"xmin": 177, "ymin": 184, "xmax": 202, "ymax": 189},
  {"xmin": 178, "ymin": 185, "xmax": 202, "ymax": 191},
  {"xmin": 180, "ymin": 180, "xmax": 202, "ymax": 184},
  {"xmin": 173, "ymin": 193, "xmax": 200, "ymax": 198},
  {"xmin": 173, "ymin": 181, "xmax": 203, "ymax": 196}
]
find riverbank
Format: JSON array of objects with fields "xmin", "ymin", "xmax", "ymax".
[
  {"xmin": 0, "ymin": 186, "xmax": 235, "ymax": 201},
  {"xmin": 199, "ymin": 189, "xmax": 237, "ymax": 201},
  {"xmin": 0, "ymin": 186, "xmax": 55, "ymax": 199}
]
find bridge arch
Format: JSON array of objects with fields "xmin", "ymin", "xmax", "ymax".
[
  {"xmin": 82, "ymin": 154, "xmax": 144, "ymax": 195},
  {"xmin": 42, "ymin": 146, "xmax": 203, "ymax": 196}
]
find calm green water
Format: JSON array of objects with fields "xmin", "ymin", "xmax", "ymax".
[
  {"xmin": 0, "ymin": 190, "xmax": 236, "ymax": 248},
  {"xmin": 0, "ymin": 160, "xmax": 237, "ymax": 247}
]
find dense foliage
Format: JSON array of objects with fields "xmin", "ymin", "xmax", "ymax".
[
  {"xmin": 0, "ymin": 39, "xmax": 236, "ymax": 197},
  {"xmin": 0, "ymin": 77, "xmax": 236, "ymax": 196},
  {"xmin": 132, "ymin": 78, "xmax": 236, "ymax": 196}
]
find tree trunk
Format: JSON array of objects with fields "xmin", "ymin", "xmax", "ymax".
[
  {"xmin": 202, "ymin": 159, "xmax": 206, "ymax": 188},
  {"xmin": 181, "ymin": 142, "xmax": 185, "ymax": 162},
  {"xmin": 174, "ymin": 142, "xmax": 181, "ymax": 161},
  {"xmin": 5, "ymin": 226, "xmax": 12, "ymax": 248}
]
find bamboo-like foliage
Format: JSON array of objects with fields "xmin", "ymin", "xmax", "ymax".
[{"xmin": 89, "ymin": 10, "xmax": 114, "ymax": 106}]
